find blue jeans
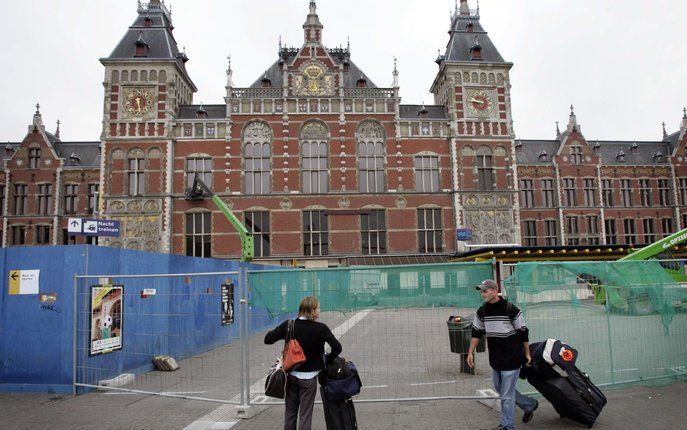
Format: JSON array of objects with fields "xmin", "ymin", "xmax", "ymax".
[{"xmin": 492, "ymin": 369, "xmax": 537, "ymax": 429}]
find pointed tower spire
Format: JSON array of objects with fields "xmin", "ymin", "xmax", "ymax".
[
  {"xmin": 32, "ymin": 103, "xmax": 44, "ymax": 131},
  {"xmin": 556, "ymin": 121, "xmax": 561, "ymax": 137},
  {"xmin": 226, "ymin": 55, "xmax": 234, "ymax": 87},
  {"xmin": 459, "ymin": 0, "xmax": 470, "ymax": 16},
  {"xmin": 662, "ymin": 121, "xmax": 668, "ymax": 139},
  {"xmin": 56, "ymin": 119, "xmax": 61, "ymax": 139},
  {"xmin": 682, "ymin": 107, "xmax": 687, "ymax": 130},
  {"xmin": 303, "ymin": 1, "xmax": 323, "ymax": 44},
  {"xmin": 568, "ymin": 104, "xmax": 579, "ymax": 132},
  {"xmin": 392, "ymin": 57, "xmax": 399, "ymax": 88}
]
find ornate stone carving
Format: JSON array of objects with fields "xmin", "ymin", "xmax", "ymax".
[
  {"xmin": 395, "ymin": 196, "xmax": 408, "ymax": 208},
  {"xmin": 243, "ymin": 122, "xmax": 272, "ymax": 142},
  {"xmin": 221, "ymin": 198, "xmax": 234, "ymax": 210},
  {"xmin": 144, "ymin": 200, "xmax": 159, "ymax": 211},
  {"xmin": 301, "ymin": 122, "xmax": 328, "ymax": 140},
  {"xmin": 338, "ymin": 197, "xmax": 351, "ymax": 208},
  {"xmin": 127, "ymin": 200, "xmax": 142, "ymax": 212},
  {"xmin": 294, "ymin": 63, "xmax": 334, "ymax": 96},
  {"xmin": 109, "ymin": 200, "xmax": 125, "ymax": 212},
  {"xmin": 280, "ymin": 198, "xmax": 292, "ymax": 210},
  {"xmin": 356, "ymin": 121, "xmax": 385, "ymax": 141}
]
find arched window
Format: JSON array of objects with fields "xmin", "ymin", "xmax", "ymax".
[
  {"xmin": 186, "ymin": 155, "xmax": 212, "ymax": 190},
  {"xmin": 356, "ymin": 121, "xmax": 385, "ymax": 193},
  {"xmin": 243, "ymin": 122, "xmax": 272, "ymax": 195},
  {"xmin": 127, "ymin": 148, "xmax": 145, "ymax": 196},
  {"xmin": 300, "ymin": 121, "xmax": 329, "ymax": 193},
  {"xmin": 414, "ymin": 153, "xmax": 439, "ymax": 192}
]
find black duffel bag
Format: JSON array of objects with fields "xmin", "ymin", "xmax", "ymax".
[{"xmin": 323, "ymin": 357, "xmax": 363, "ymax": 401}]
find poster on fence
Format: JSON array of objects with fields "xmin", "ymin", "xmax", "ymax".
[
  {"xmin": 221, "ymin": 283, "xmax": 234, "ymax": 325},
  {"xmin": 90, "ymin": 284, "xmax": 123, "ymax": 355}
]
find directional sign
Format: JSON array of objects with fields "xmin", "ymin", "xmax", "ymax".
[
  {"xmin": 456, "ymin": 228, "xmax": 473, "ymax": 241},
  {"xmin": 68, "ymin": 218, "xmax": 82, "ymax": 234},
  {"xmin": 67, "ymin": 218, "xmax": 120, "ymax": 237},
  {"xmin": 9, "ymin": 270, "xmax": 40, "ymax": 295}
]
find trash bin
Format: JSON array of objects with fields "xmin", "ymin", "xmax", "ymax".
[{"xmin": 447, "ymin": 314, "xmax": 485, "ymax": 354}]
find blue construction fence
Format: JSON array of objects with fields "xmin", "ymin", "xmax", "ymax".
[{"xmin": 0, "ymin": 245, "xmax": 275, "ymax": 394}]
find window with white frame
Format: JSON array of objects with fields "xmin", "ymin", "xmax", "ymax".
[
  {"xmin": 680, "ymin": 178, "xmax": 687, "ymax": 206},
  {"xmin": 563, "ymin": 178, "xmax": 577, "ymax": 206},
  {"xmin": 303, "ymin": 210, "xmax": 329, "ymax": 256},
  {"xmin": 301, "ymin": 122, "xmax": 329, "ymax": 193},
  {"xmin": 418, "ymin": 208, "xmax": 443, "ymax": 253},
  {"xmin": 623, "ymin": 218, "xmax": 637, "ymax": 245},
  {"xmin": 245, "ymin": 211, "xmax": 270, "ymax": 257},
  {"xmin": 545, "ymin": 220, "xmax": 558, "ymax": 246},
  {"xmin": 127, "ymin": 157, "xmax": 145, "ymax": 196},
  {"xmin": 662, "ymin": 218, "xmax": 674, "ymax": 238},
  {"xmin": 570, "ymin": 145, "xmax": 583, "ymax": 165},
  {"xmin": 36, "ymin": 183, "xmax": 52, "ymax": 215},
  {"xmin": 566, "ymin": 216, "xmax": 580, "ymax": 245},
  {"xmin": 587, "ymin": 216, "xmax": 600, "ymax": 245},
  {"xmin": 185, "ymin": 212, "xmax": 211, "ymax": 258},
  {"xmin": 414, "ymin": 155, "xmax": 440, "ymax": 192},
  {"xmin": 244, "ymin": 122, "xmax": 272, "ymax": 195},
  {"xmin": 361, "ymin": 210, "xmax": 387, "ymax": 255},
  {"xmin": 620, "ymin": 179, "xmax": 633, "ymax": 207},
  {"xmin": 658, "ymin": 179, "xmax": 670, "ymax": 206},
  {"xmin": 642, "ymin": 218, "xmax": 655, "ymax": 244},
  {"xmin": 541, "ymin": 179, "xmax": 555, "ymax": 208},
  {"xmin": 64, "ymin": 184, "xmax": 78, "ymax": 215},
  {"xmin": 13, "ymin": 184, "xmax": 27, "ymax": 215},
  {"xmin": 583, "ymin": 178, "xmax": 596, "ymax": 207},
  {"xmin": 186, "ymin": 157, "xmax": 212, "ymax": 190},
  {"xmin": 639, "ymin": 179, "xmax": 652, "ymax": 206},
  {"xmin": 602, "ymin": 179, "xmax": 614, "ymax": 207},
  {"xmin": 28, "ymin": 148, "xmax": 41, "ymax": 169},
  {"xmin": 35, "ymin": 225, "xmax": 51, "ymax": 245},
  {"xmin": 605, "ymin": 219, "xmax": 617, "ymax": 245},
  {"xmin": 520, "ymin": 179, "xmax": 534, "ymax": 208},
  {"xmin": 357, "ymin": 121, "xmax": 386, "ymax": 193},
  {"xmin": 523, "ymin": 220, "xmax": 537, "ymax": 246},
  {"xmin": 476, "ymin": 151, "xmax": 494, "ymax": 191}
]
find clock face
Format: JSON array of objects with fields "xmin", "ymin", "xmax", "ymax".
[
  {"xmin": 123, "ymin": 88, "xmax": 154, "ymax": 117},
  {"xmin": 466, "ymin": 89, "xmax": 494, "ymax": 117}
]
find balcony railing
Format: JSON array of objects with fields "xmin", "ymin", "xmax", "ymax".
[
  {"xmin": 344, "ymin": 88, "xmax": 395, "ymax": 99},
  {"xmin": 138, "ymin": 1, "xmax": 171, "ymax": 16},
  {"xmin": 231, "ymin": 88, "xmax": 284, "ymax": 99}
]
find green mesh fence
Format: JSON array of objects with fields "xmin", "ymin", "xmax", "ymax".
[
  {"xmin": 249, "ymin": 262, "xmax": 493, "ymax": 315},
  {"xmin": 504, "ymin": 260, "xmax": 687, "ymax": 388}
]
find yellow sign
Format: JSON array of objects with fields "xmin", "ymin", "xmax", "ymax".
[{"xmin": 8, "ymin": 270, "xmax": 40, "ymax": 295}]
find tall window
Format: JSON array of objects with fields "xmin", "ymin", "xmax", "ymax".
[
  {"xmin": 545, "ymin": 220, "xmax": 558, "ymax": 246},
  {"xmin": 128, "ymin": 157, "xmax": 145, "ymax": 196},
  {"xmin": 583, "ymin": 178, "xmax": 596, "ymax": 207},
  {"xmin": 357, "ymin": 121, "xmax": 385, "ymax": 193},
  {"xmin": 565, "ymin": 216, "xmax": 580, "ymax": 245},
  {"xmin": 13, "ymin": 184, "xmax": 27, "ymax": 215},
  {"xmin": 680, "ymin": 178, "xmax": 687, "ymax": 206},
  {"xmin": 245, "ymin": 211, "xmax": 270, "ymax": 257},
  {"xmin": 10, "ymin": 225, "xmax": 26, "ymax": 245},
  {"xmin": 244, "ymin": 122, "xmax": 272, "ymax": 194},
  {"xmin": 361, "ymin": 210, "xmax": 387, "ymax": 255},
  {"xmin": 28, "ymin": 148, "xmax": 41, "ymax": 169},
  {"xmin": 87, "ymin": 184, "xmax": 99, "ymax": 214},
  {"xmin": 563, "ymin": 178, "xmax": 577, "ymax": 207},
  {"xmin": 0, "ymin": 184, "xmax": 4, "ymax": 214},
  {"xmin": 541, "ymin": 179, "xmax": 555, "ymax": 208},
  {"xmin": 620, "ymin": 179, "xmax": 633, "ymax": 207},
  {"xmin": 605, "ymin": 219, "xmax": 617, "ymax": 245},
  {"xmin": 186, "ymin": 157, "xmax": 212, "ymax": 190},
  {"xmin": 623, "ymin": 219, "xmax": 637, "ymax": 245},
  {"xmin": 520, "ymin": 179, "xmax": 534, "ymax": 208},
  {"xmin": 35, "ymin": 225, "xmax": 51, "ymax": 245},
  {"xmin": 303, "ymin": 210, "xmax": 328, "ymax": 256},
  {"xmin": 523, "ymin": 220, "xmax": 537, "ymax": 246},
  {"xmin": 36, "ymin": 184, "xmax": 52, "ymax": 215},
  {"xmin": 683, "ymin": 214, "xmax": 687, "ymax": 231},
  {"xmin": 587, "ymin": 216, "xmax": 600, "ymax": 245},
  {"xmin": 301, "ymin": 122, "xmax": 329, "ymax": 193},
  {"xmin": 639, "ymin": 179, "xmax": 652, "ymax": 207},
  {"xmin": 570, "ymin": 145, "xmax": 583, "ymax": 165},
  {"xmin": 185, "ymin": 212, "xmax": 211, "ymax": 258},
  {"xmin": 658, "ymin": 179, "xmax": 670, "ymax": 207},
  {"xmin": 662, "ymin": 218, "xmax": 674, "ymax": 238},
  {"xmin": 64, "ymin": 184, "xmax": 78, "ymax": 215},
  {"xmin": 476, "ymin": 152, "xmax": 494, "ymax": 191},
  {"xmin": 62, "ymin": 228, "xmax": 76, "ymax": 245},
  {"xmin": 602, "ymin": 179, "xmax": 614, "ymax": 207},
  {"xmin": 414, "ymin": 155, "xmax": 439, "ymax": 192},
  {"xmin": 642, "ymin": 219, "xmax": 655, "ymax": 244},
  {"xmin": 418, "ymin": 208, "xmax": 443, "ymax": 253}
]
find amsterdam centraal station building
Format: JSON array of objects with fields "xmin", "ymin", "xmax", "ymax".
[{"xmin": 2, "ymin": 0, "xmax": 686, "ymax": 267}]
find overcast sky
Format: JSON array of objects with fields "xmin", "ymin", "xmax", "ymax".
[{"xmin": 1, "ymin": 0, "xmax": 685, "ymax": 142}]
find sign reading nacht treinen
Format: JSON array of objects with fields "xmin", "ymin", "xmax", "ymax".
[
  {"xmin": 90, "ymin": 285, "xmax": 124, "ymax": 355},
  {"xmin": 68, "ymin": 218, "xmax": 120, "ymax": 237}
]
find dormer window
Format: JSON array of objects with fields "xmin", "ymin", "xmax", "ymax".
[
  {"xmin": 592, "ymin": 141, "xmax": 601, "ymax": 153},
  {"xmin": 466, "ymin": 22, "xmax": 474, "ymax": 32},
  {"xmin": 134, "ymin": 32, "xmax": 149, "ymax": 58},
  {"xmin": 514, "ymin": 140, "xmax": 523, "ymax": 151},
  {"xmin": 144, "ymin": 17, "xmax": 153, "ymax": 28},
  {"xmin": 196, "ymin": 105, "xmax": 208, "ymax": 119},
  {"xmin": 261, "ymin": 74, "xmax": 272, "ymax": 88},
  {"xmin": 653, "ymin": 151, "xmax": 663, "ymax": 163},
  {"xmin": 470, "ymin": 37, "xmax": 483, "ymax": 61},
  {"xmin": 418, "ymin": 106, "xmax": 428, "ymax": 119},
  {"xmin": 570, "ymin": 145, "xmax": 583, "ymax": 165},
  {"xmin": 28, "ymin": 148, "xmax": 41, "ymax": 168},
  {"xmin": 5, "ymin": 145, "xmax": 15, "ymax": 157},
  {"xmin": 343, "ymin": 61, "xmax": 350, "ymax": 72},
  {"xmin": 630, "ymin": 141, "xmax": 639, "ymax": 153},
  {"xmin": 69, "ymin": 152, "xmax": 81, "ymax": 165},
  {"xmin": 616, "ymin": 150, "xmax": 626, "ymax": 162},
  {"xmin": 538, "ymin": 150, "xmax": 548, "ymax": 162},
  {"xmin": 357, "ymin": 75, "xmax": 367, "ymax": 88}
]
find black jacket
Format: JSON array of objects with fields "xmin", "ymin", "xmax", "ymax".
[{"xmin": 265, "ymin": 318, "xmax": 342, "ymax": 372}]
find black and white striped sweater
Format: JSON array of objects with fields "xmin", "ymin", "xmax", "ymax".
[{"xmin": 471, "ymin": 298, "xmax": 529, "ymax": 371}]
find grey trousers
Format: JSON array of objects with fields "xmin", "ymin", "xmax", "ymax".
[{"xmin": 284, "ymin": 374, "xmax": 318, "ymax": 430}]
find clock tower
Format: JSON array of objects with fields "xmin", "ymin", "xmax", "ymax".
[
  {"xmin": 431, "ymin": 0, "xmax": 520, "ymax": 248},
  {"xmin": 99, "ymin": 0, "xmax": 197, "ymax": 252}
]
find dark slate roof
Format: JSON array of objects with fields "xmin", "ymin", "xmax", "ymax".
[
  {"xmin": 515, "ymin": 139, "xmax": 671, "ymax": 165},
  {"xmin": 664, "ymin": 131, "xmax": 681, "ymax": 154},
  {"xmin": 103, "ymin": 5, "xmax": 195, "ymax": 90},
  {"xmin": 55, "ymin": 142, "xmax": 101, "ymax": 168},
  {"xmin": 250, "ymin": 49, "xmax": 377, "ymax": 89},
  {"xmin": 442, "ymin": 13, "xmax": 506, "ymax": 63},
  {"xmin": 515, "ymin": 140, "xmax": 562, "ymax": 165},
  {"xmin": 399, "ymin": 105, "xmax": 448, "ymax": 120},
  {"xmin": 176, "ymin": 105, "xmax": 226, "ymax": 120},
  {"xmin": 596, "ymin": 140, "xmax": 670, "ymax": 165},
  {"xmin": 45, "ymin": 131, "xmax": 60, "ymax": 147},
  {"xmin": 2, "ymin": 143, "xmax": 21, "ymax": 163}
]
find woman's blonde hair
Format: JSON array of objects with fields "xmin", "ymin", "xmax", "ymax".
[{"xmin": 298, "ymin": 296, "xmax": 320, "ymax": 320}]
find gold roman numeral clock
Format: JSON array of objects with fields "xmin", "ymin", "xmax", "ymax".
[
  {"xmin": 466, "ymin": 89, "xmax": 494, "ymax": 117},
  {"xmin": 123, "ymin": 88, "xmax": 155, "ymax": 118}
]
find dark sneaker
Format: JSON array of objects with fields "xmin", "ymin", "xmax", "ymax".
[{"xmin": 522, "ymin": 399, "xmax": 539, "ymax": 423}]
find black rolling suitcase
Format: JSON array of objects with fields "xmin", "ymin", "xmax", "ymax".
[
  {"xmin": 528, "ymin": 367, "xmax": 607, "ymax": 428},
  {"xmin": 320, "ymin": 385, "xmax": 358, "ymax": 430}
]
